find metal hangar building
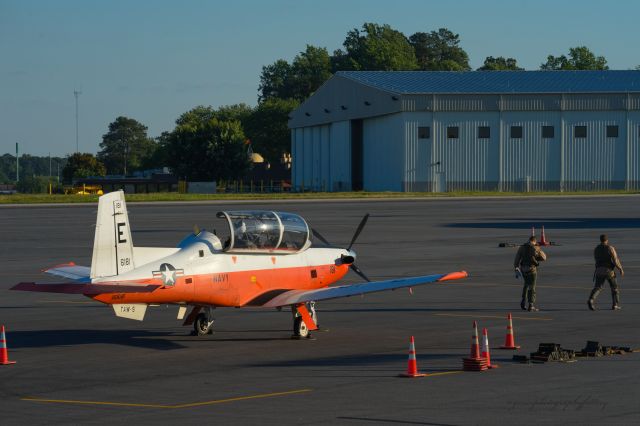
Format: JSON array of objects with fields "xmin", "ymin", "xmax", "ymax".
[{"xmin": 288, "ymin": 70, "xmax": 640, "ymax": 192}]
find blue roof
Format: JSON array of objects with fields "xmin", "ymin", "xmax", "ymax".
[{"xmin": 336, "ymin": 70, "xmax": 640, "ymax": 94}]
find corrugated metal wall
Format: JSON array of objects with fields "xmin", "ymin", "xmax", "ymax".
[
  {"xmin": 433, "ymin": 112, "xmax": 500, "ymax": 191},
  {"xmin": 628, "ymin": 112, "xmax": 640, "ymax": 190},
  {"xmin": 402, "ymin": 112, "xmax": 433, "ymax": 191},
  {"xmin": 562, "ymin": 111, "xmax": 627, "ymax": 190},
  {"xmin": 362, "ymin": 114, "xmax": 404, "ymax": 191},
  {"xmin": 501, "ymin": 111, "xmax": 561, "ymax": 191},
  {"xmin": 329, "ymin": 121, "xmax": 351, "ymax": 191}
]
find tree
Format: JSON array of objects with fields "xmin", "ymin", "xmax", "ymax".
[
  {"xmin": 289, "ymin": 45, "xmax": 332, "ymax": 99},
  {"xmin": 336, "ymin": 23, "xmax": 418, "ymax": 71},
  {"xmin": 540, "ymin": 46, "xmax": 608, "ymax": 70},
  {"xmin": 258, "ymin": 45, "xmax": 332, "ymax": 102},
  {"xmin": 409, "ymin": 28, "xmax": 471, "ymax": 71},
  {"xmin": 16, "ymin": 176, "xmax": 50, "ymax": 193},
  {"xmin": 61, "ymin": 153, "xmax": 106, "ymax": 183},
  {"xmin": 244, "ymin": 98, "xmax": 300, "ymax": 165},
  {"xmin": 98, "ymin": 116, "xmax": 156, "ymax": 175},
  {"xmin": 258, "ymin": 60, "xmax": 294, "ymax": 102},
  {"xmin": 478, "ymin": 56, "xmax": 524, "ymax": 71},
  {"xmin": 164, "ymin": 108, "xmax": 250, "ymax": 181}
]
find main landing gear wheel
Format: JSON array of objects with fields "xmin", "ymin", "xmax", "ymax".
[
  {"xmin": 194, "ymin": 313, "xmax": 214, "ymax": 336},
  {"xmin": 293, "ymin": 316, "xmax": 310, "ymax": 339}
]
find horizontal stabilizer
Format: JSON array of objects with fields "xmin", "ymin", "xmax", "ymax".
[
  {"xmin": 261, "ymin": 271, "xmax": 468, "ymax": 308},
  {"xmin": 11, "ymin": 282, "xmax": 160, "ymax": 295},
  {"xmin": 43, "ymin": 262, "xmax": 91, "ymax": 283}
]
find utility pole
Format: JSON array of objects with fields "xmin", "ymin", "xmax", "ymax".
[
  {"xmin": 74, "ymin": 89, "xmax": 82, "ymax": 153},
  {"xmin": 49, "ymin": 152, "xmax": 52, "ymax": 179},
  {"xmin": 16, "ymin": 142, "xmax": 19, "ymax": 182}
]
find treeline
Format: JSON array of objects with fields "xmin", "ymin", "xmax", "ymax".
[
  {"xmin": 8, "ymin": 22, "xmax": 628, "ymax": 189},
  {"xmin": 0, "ymin": 153, "xmax": 66, "ymax": 184}
]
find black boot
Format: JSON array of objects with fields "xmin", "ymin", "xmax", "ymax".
[
  {"xmin": 520, "ymin": 299, "xmax": 527, "ymax": 311},
  {"xmin": 528, "ymin": 304, "xmax": 539, "ymax": 312},
  {"xmin": 588, "ymin": 299, "xmax": 596, "ymax": 311}
]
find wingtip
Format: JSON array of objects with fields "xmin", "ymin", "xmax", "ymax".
[{"xmin": 438, "ymin": 271, "xmax": 469, "ymax": 282}]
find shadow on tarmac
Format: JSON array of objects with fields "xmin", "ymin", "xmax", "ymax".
[
  {"xmin": 336, "ymin": 417, "xmax": 461, "ymax": 426},
  {"xmin": 251, "ymin": 352, "xmax": 461, "ymax": 368},
  {"xmin": 446, "ymin": 218, "xmax": 640, "ymax": 229},
  {"xmin": 337, "ymin": 417, "xmax": 461, "ymax": 426},
  {"xmin": 8, "ymin": 329, "xmax": 186, "ymax": 350}
]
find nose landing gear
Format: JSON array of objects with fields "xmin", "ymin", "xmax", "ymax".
[{"xmin": 292, "ymin": 302, "xmax": 318, "ymax": 339}]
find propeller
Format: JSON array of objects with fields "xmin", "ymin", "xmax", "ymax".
[
  {"xmin": 347, "ymin": 213, "xmax": 369, "ymax": 251},
  {"xmin": 312, "ymin": 213, "xmax": 371, "ymax": 282}
]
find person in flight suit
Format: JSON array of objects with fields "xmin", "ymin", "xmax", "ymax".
[
  {"xmin": 588, "ymin": 234, "xmax": 624, "ymax": 311},
  {"xmin": 514, "ymin": 235, "xmax": 547, "ymax": 312}
]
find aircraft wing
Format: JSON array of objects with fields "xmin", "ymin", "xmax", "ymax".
[
  {"xmin": 43, "ymin": 262, "xmax": 91, "ymax": 283},
  {"xmin": 11, "ymin": 281, "xmax": 161, "ymax": 295},
  {"xmin": 261, "ymin": 271, "xmax": 468, "ymax": 308}
]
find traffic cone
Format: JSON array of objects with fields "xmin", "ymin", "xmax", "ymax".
[
  {"xmin": 0, "ymin": 326, "xmax": 16, "ymax": 365},
  {"xmin": 538, "ymin": 226, "xmax": 550, "ymax": 246},
  {"xmin": 462, "ymin": 321, "xmax": 488, "ymax": 371},
  {"xmin": 531, "ymin": 226, "xmax": 536, "ymax": 238},
  {"xmin": 499, "ymin": 313, "xmax": 521, "ymax": 350},
  {"xmin": 481, "ymin": 328, "xmax": 498, "ymax": 368},
  {"xmin": 400, "ymin": 336, "xmax": 426, "ymax": 377}
]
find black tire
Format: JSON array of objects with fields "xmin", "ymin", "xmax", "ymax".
[
  {"xmin": 194, "ymin": 313, "xmax": 213, "ymax": 336},
  {"xmin": 293, "ymin": 316, "xmax": 310, "ymax": 338}
]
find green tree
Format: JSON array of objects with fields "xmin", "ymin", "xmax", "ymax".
[
  {"xmin": 16, "ymin": 176, "xmax": 50, "ymax": 193},
  {"xmin": 259, "ymin": 59, "xmax": 294, "ymax": 102},
  {"xmin": 165, "ymin": 108, "xmax": 250, "ymax": 181},
  {"xmin": 409, "ymin": 28, "xmax": 471, "ymax": 71},
  {"xmin": 244, "ymin": 98, "xmax": 300, "ymax": 165},
  {"xmin": 478, "ymin": 56, "xmax": 524, "ymax": 71},
  {"xmin": 540, "ymin": 46, "xmax": 608, "ymax": 70},
  {"xmin": 259, "ymin": 45, "xmax": 332, "ymax": 102},
  {"xmin": 61, "ymin": 153, "xmax": 106, "ymax": 183},
  {"xmin": 336, "ymin": 23, "xmax": 418, "ymax": 71},
  {"xmin": 97, "ymin": 116, "xmax": 156, "ymax": 175}
]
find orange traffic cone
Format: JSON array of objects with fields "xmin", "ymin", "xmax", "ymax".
[
  {"xmin": 400, "ymin": 336, "xmax": 426, "ymax": 377},
  {"xmin": 538, "ymin": 226, "xmax": 550, "ymax": 246},
  {"xmin": 531, "ymin": 226, "xmax": 536, "ymax": 238},
  {"xmin": 481, "ymin": 328, "xmax": 498, "ymax": 368},
  {"xmin": 0, "ymin": 326, "xmax": 16, "ymax": 365},
  {"xmin": 462, "ymin": 321, "xmax": 488, "ymax": 371},
  {"xmin": 499, "ymin": 313, "xmax": 521, "ymax": 349}
]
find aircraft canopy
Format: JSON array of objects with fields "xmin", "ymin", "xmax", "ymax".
[{"xmin": 216, "ymin": 211, "xmax": 310, "ymax": 253}]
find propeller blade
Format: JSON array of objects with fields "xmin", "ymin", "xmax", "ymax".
[
  {"xmin": 347, "ymin": 213, "xmax": 370, "ymax": 251},
  {"xmin": 312, "ymin": 228, "xmax": 331, "ymax": 246},
  {"xmin": 350, "ymin": 263, "xmax": 370, "ymax": 282}
]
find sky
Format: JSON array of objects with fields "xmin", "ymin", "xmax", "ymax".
[{"xmin": 1, "ymin": 0, "xmax": 639, "ymax": 157}]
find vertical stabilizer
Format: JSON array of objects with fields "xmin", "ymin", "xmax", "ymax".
[{"xmin": 90, "ymin": 190, "xmax": 135, "ymax": 279}]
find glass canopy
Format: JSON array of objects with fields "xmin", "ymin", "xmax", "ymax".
[{"xmin": 216, "ymin": 211, "xmax": 310, "ymax": 253}]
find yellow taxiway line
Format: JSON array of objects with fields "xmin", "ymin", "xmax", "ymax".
[
  {"xmin": 433, "ymin": 313, "xmax": 552, "ymax": 321},
  {"xmin": 424, "ymin": 371, "xmax": 464, "ymax": 377},
  {"xmin": 21, "ymin": 389, "xmax": 312, "ymax": 409}
]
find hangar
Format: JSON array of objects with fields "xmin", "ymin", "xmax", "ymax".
[{"xmin": 288, "ymin": 70, "xmax": 640, "ymax": 192}]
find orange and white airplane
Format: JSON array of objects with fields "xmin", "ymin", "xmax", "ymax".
[{"xmin": 12, "ymin": 191, "xmax": 468, "ymax": 338}]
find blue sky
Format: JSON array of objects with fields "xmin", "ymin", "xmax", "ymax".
[{"xmin": 1, "ymin": 0, "xmax": 638, "ymax": 156}]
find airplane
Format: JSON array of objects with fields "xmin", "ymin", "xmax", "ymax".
[{"xmin": 11, "ymin": 191, "xmax": 468, "ymax": 338}]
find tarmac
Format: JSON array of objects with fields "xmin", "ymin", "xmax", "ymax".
[{"xmin": 1, "ymin": 196, "xmax": 639, "ymax": 425}]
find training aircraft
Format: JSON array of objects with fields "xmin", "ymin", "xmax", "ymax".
[{"xmin": 12, "ymin": 191, "xmax": 468, "ymax": 338}]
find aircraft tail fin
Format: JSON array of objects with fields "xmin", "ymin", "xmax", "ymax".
[{"xmin": 90, "ymin": 190, "xmax": 136, "ymax": 279}]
